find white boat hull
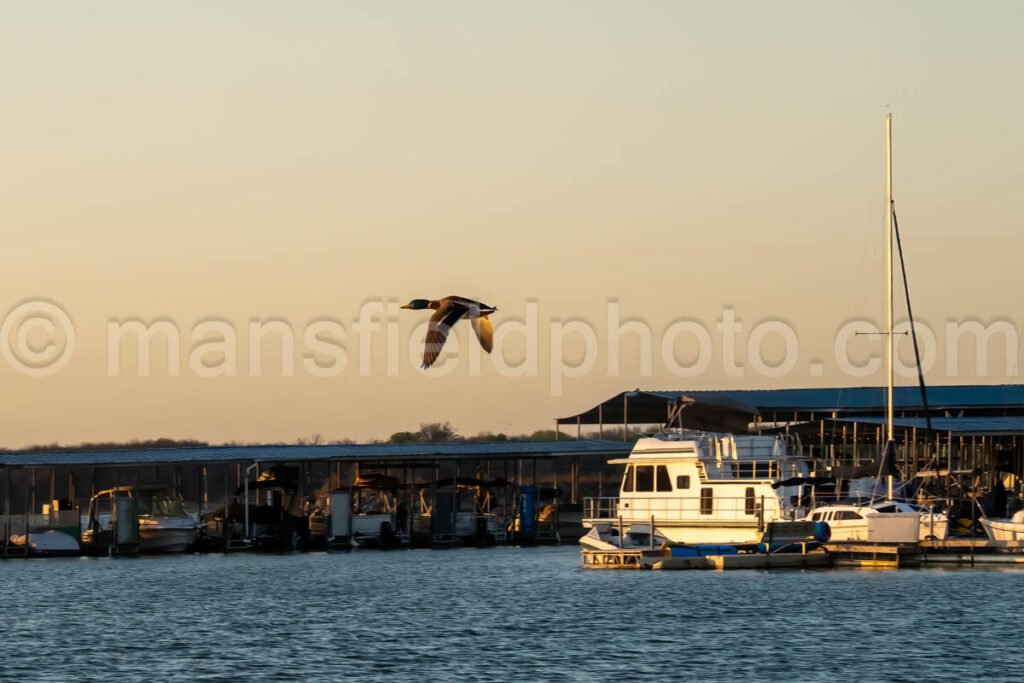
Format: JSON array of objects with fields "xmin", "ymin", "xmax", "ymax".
[
  {"xmin": 823, "ymin": 513, "xmax": 920, "ymax": 544},
  {"xmin": 139, "ymin": 523, "xmax": 197, "ymax": 553},
  {"xmin": 588, "ymin": 519, "xmax": 764, "ymax": 545},
  {"xmin": 8, "ymin": 530, "xmax": 80, "ymax": 556},
  {"xmin": 981, "ymin": 517, "xmax": 1024, "ymax": 543},
  {"xmin": 918, "ymin": 514, "xmax": 948, "ymax": 541},
  {"xmin": 579, "ymin": 525, "xmax": 672, "ymax": 551}
]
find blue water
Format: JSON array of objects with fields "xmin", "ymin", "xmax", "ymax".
[{"xmin": 1, "ymin": 546, "xmax": 1022, "ymax": 682}]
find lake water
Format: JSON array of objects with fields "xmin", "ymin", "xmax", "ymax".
[{"xmin": 1, "ymin": 546, "xmax": 1021, "ymax": 682}]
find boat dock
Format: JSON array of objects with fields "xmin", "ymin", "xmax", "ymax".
[
  {"xmin": 0, "ymin": 440, "xmax": 631, "ymax": 558},
  {"xmin": 583, "ymin": 538, "xmax": 1024, "ymax": 570},
  {"xmin": 582, "ymin": 545, "xmax": 831, "ymax": 570}
]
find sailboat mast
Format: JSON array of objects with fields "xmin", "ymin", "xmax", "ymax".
[{"xmin": 885, "ymin": 113, "xmax": 894, "ymax": 443}]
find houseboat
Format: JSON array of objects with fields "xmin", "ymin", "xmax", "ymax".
[{"xmin": 583, "ymin": 431, "xmax": 813, "ymax": 545}]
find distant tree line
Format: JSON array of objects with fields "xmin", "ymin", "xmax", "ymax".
[
  {"xmin": 0, "ymin": 438, "xmax": 210, "ymax": 453},
  {"xmin": 2, "ymin": 422, "xmax": 639, "ymax": 453},
  {"xmin": 385, "ymin": 421, "xmax": 560, "ymax": 444}
]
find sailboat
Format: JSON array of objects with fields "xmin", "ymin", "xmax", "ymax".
[{"xmin": 803, "ymin": 114, "xmax": 944, "ymax": 543}]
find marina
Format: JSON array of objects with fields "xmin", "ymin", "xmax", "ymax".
[
  {"xmin": 4, "ymin": 400, "xmax": 1024, "ymax": 571},
  {"xmin": 5, "ymin": 3, "xmax": 1023, "ymax": 680},
  {"xmin": 5, "ymin": 378, "xmax": 1024, "ymax": 565}
]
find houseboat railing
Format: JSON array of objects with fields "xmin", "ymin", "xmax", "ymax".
[{"xmin": 583, "ymin": 496, "xmax": 806, "ymax": 523}]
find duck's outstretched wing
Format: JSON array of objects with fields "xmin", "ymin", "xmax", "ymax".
[
  {"xmin": 471, "ymin": 315, "xmax": 494, "ymax": 354},
  {"xmin": 423, "ymin": 304, "xmax": 467, "ymax": 368}
]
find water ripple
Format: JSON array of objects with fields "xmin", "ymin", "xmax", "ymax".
[{"xmin": 2, "ymin": 548, "xmax": 1023, "ymax": 682}]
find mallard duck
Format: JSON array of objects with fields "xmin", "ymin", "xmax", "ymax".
[{"xmin": 401, "ymin": 296, "xmax": 497, "ymax": 368}]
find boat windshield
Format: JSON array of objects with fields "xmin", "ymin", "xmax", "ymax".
[{"xmin": 139, "ymin": 494, "xmax": 187, "ymax": 517}]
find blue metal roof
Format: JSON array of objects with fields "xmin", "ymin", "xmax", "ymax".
[
  {"xmin": 0, "ymin": 440, "xmax": 632, "ymax": 468},
  {"xmin": 639, "ymin": 384, "xmax": 1024, "ymax": 413},
  {"xmin": 833, "ymin": 416, "xmax": 1024, "ymax": 436}
]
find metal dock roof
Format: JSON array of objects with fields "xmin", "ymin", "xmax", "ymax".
[
  {"xmin": 684, "ymin": 385, "xmax": 1024, "ymax": 412},
  {"xmin": 559, "ymin": 385, "xmax": 1024, "ymax": 425},
  {"xmin": 832, "ymin": 416, "xmax": 1024, "ymax": 436},
  {"xmin": 0, "ymin": 439, "xmax": 632, "ymax": 468}
]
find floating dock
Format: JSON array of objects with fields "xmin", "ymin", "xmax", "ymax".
[
  {"xmin": 581, "ymin": 545, "xmax": 830, "ymax": 570},
  {"xmin": 823, "ymin": 543, "xmax": 922, "ymax": 568},
  {"xmin": 583, "ymin": 539, "xmax": 1024, "ymax": 571}
]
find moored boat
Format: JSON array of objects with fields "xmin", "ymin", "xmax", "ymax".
[
  {"xmin": 81, "ymin": 487, "xmax": 140, "ymax": 556},
  {"xmin": 804, "ymin": 499, "xmax": 933, "ymax": 544},
  {"xmin": 136, "ymin": 489, "xmax": 199, "ymax": 553},
  {"xmin": 412, "ymin": 477, "xmax": 508, "ymax": 547},
  {"xmin": 980, "ymin": 510, "xmax": 1024, "ymax": 543},
  {"xmin": 582, "ymin": 431, "xmax": 815, "ymax": 545},
  {"xmin": 7, "ymin": 529, "xmax": 80, "ymax": 557},
  {"xmin": 308, "ymin": 474, "xmax": 407, "ymax": 549}
]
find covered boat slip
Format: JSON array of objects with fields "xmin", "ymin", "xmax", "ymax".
[
  {"xmin": 558, "ymin": 385, "xmax": 1024, "ymax": 497},
  {"xmin": 0, "ymin": 440, "xmax": 630, "ymax": 556}
]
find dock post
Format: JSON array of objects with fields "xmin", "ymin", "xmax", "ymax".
[
  {"xmin": 200, "ymin": 465, "xmax": 207, "ymax": 519},
  {"xmin": 970, "ymin": 499, "xmax": 977, "ymax": 566},
  {"xmin": 453, "ymin": 462, "xmax": 458, "ymax": 543},
  {"xmin": 3, "ymin": 467, "xmax": 9, "ymax": 557},
  {"xmin": 48, "ymin": 466, "xmax": 55, "ymax": 529},
  {"xmin": 617, "ymin": 515, "xmax": 624, "ymax": 565},
  {"xmin": 109, "ymin": 490, "xmax": 117, "ymax": 556}
]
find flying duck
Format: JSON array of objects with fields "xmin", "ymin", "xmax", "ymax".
[{"xmin": 401, "ymin": 296, "xmax": 497, "ymax": 369}]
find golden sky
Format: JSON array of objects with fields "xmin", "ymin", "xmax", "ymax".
[{"xmin": 1, "ymin": 2, "xmax": 1022, "ymax": 447}]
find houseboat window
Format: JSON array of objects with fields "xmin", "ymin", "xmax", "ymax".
[
  {"xmin": 811, "ymin": 512, "xmax": 823, "ymax": 521},
  {"xmin": 622, "ymin": 466, "xmax": 634, "ymax": 492},
  {"xmin": 700, "ymin": 488, "xmax": 713, "ymax": 515},
  {"xmin": 744, "ymin": 487, "xmax": 756, "ymax": 515},
  {"xmin": 874, "ymin": 505, "xmax": 898, "ymax": 513},
  {"xmin": 635, "ymin": 465, "xmax": 655, "ymax": 492},
  {"xmin": 676, "ymin": 475, "xmax": 691, "ymax": 489},
  {"xmin": 656, "ymin": 466, "xmax": 672, "ymax": 492},
  {"xmin": 836, "ymin": 510, "xmax": 863, "ymax": 520}
]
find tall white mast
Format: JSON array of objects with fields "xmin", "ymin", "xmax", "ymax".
[{"xmin": 886, "ymin": 113, "xmax": 894, "ymax": 444}]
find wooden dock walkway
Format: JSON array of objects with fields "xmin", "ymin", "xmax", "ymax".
[{"xmin": 583, "ymin": 538, "xmax": 1024, "ymax": 571}]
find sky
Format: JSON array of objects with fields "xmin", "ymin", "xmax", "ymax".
[{"xmin": 1, "ymin": 1, "xmax": 1023, "ymax": 448}]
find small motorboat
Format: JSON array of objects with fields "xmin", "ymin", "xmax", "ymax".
[
  {"xmin": 203, "ymin": 471, "xmax": 310, "ymax": 552},
  {"xmin": 980, "ymin": 510, "xmax": 1024, "ymax": 544},
  {"xmin": 82, "ymin": 487, "xmax": 140, "ymax": 556},
  {"xmin": 136, "ymin": 489, "xmax": 199, "ymax": 553},
  {"xmin": 413, "ymin": 477, "xmax": 508, "ymax": 547},
  {"xmin": 7, "ymin": 529, "xmax": 80, "ymax": 557},
  {"xmin": 804, "ymin": 499, "xmax": 936, "ymax": 543},
  {"xmin": 308, "ymin": 475, "xmax": 406, "ymax": 549},
  {"xmin": 578, "ymin": 522, "xmax": 672, "ymax": 551}
]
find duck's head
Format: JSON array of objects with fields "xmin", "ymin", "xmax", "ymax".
[{"xmin": 401, "ymin": 299, "xmax": 432, "ymax": 310}]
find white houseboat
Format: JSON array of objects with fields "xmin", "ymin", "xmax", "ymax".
[{"xmin": 583, "ymin": 432, "xmax": 813, "ymax": 545}]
